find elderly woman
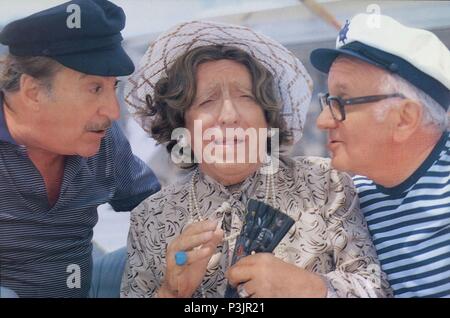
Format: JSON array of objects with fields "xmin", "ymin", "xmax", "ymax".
[{"xmin": 121, "ymin": 21, "xmax": 391, "ymax": 298}]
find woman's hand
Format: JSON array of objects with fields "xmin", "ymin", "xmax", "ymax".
[
  {"xmin": 226, "ymin": 253, "xmax": 327, "ymax": 298},
  {"xmin": 158, "ymin": 219, "xmax": 223, "ymax": 298}
]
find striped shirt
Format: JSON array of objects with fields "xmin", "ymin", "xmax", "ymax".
[
  {"xmin": 0, "ymin": 95, "xmax": 160, "ymax": 298},
  {"xmin": 354, "ymin": 131, "xmax": 450, "ymax": 298}
]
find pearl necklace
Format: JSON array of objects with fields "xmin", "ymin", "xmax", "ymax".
[
  {"xmin": 187, "ymin": 162, "xmax": 276, "ymax": 298},
  {"xmin": 188, "ymin": 170, "xmax": 238, "ymax": 242},
  {"xmin": 187, "ymin": 162, "xmax": 276, "ymax": 265}
]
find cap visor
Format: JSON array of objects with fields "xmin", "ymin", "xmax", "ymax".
[
  {"xmin": 52, "ymin": 45, "xmax": 135, "ymax": 76},
  {"xmin": 310, "ymin": 47, "xmax": 383, "ymax": 74}
]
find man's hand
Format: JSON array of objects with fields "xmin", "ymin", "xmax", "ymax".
[
  {"xmin": 158, "ymin": 219, "xmax": 223, "ymax": 298},
  {"xmin": 226, "ymin": 253, "xmax": 327, "ymax": 298}
]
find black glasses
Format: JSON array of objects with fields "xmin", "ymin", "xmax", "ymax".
[{"xmin": 318, "ymin": 93, "xmax": 405, "ymax": 121}]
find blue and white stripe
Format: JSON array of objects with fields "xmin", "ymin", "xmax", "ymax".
[{"xmin": 354, "ymin": 132, "xmax": 450, "ymax": 298}]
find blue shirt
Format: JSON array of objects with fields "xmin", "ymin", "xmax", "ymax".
[
  {"xmin": 354, "ymin": 131, "xmax": 450, "ymax": 298},
  {"xmin": 0, "ymin": 94, "xmax": 160, "ymax": 297}
]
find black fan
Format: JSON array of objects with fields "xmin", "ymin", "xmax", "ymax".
[{"xmin": 224, "ymin": 199, "xmax": 295, "ymax": 298}]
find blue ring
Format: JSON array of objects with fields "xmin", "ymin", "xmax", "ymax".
[{"xmin": 175, "ymin": 251, "xmax": 188, "ymax": 266}]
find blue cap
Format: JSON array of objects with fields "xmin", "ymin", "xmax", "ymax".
[
  {"xmin": 0, "ymin": 0, "xmax": 135, "ymax": 76},
  {"xmin": 310, "ymin": 14, "xmax": 450, "ymax": 110}
]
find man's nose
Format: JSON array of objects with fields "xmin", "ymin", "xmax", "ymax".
[
  {"xmin": 316, "ymin": 106, "xmax": 338, "ymax": 130},
  {"xmin": 218, "ymin": 98, "xmax": 239, "ymax": 126},
  {"xmin": 99, "ymin": 93, "xmax": 121, "ymax": 121}
]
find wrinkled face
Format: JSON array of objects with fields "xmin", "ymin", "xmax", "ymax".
[
  {"xmin": 316, "ymin": 57, "xmax": 394, "ymax": 176},
  {"xmin": 30, "ymin": 66, "xmax": 120, "ymax": 157},
  {"xmin": 185, "ymin": 59, "xmax": 268, "ymax": 185}
]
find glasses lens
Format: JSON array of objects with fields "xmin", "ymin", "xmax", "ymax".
[
  {"xmin": 318, "ymin": 94, "xmax": 327, "ymax": 111},
  {"xmin": 328, "ymin": 98, "xmax": 343, "ymax": 121}
]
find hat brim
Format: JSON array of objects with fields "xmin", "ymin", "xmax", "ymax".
[
  {"xmin": 310, "ymin": 47, "xmax": 384, "ymax": 74},
  {"xmin": 52, "ymin": 45, "xmax": 135, "ymax": 77}
]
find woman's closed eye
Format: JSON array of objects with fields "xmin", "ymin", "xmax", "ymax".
[
  {"xmin": 199, "ymin": 99, "xmax": 215, "ymax": 106},
  {"xmin": 239, "ymin": 94, "xmax": 254, "ymax": 100}
]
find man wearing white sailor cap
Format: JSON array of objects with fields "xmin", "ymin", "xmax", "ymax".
[{"xmin": 311, "ymin": 13, "xmax": 450, "ymax": 298}]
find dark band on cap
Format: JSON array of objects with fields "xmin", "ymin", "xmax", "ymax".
[{"xmin": 310, "ymin": 42, "xmax": 450, "ymax": 110}]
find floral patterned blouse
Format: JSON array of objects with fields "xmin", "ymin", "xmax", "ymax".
[{"xmin": 121, "ymin": 156, "xmax": 392, "ymax": 298}]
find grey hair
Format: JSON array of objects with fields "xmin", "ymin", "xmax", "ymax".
[
  {"xmin": 375, "ymin": 73, "xmax": 449, "ymax": 132},
  {"xmin": 0, "ymin": 54, "xmax": 62, "ymax": 94}
]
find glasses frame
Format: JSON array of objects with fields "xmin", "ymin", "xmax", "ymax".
[{"xmin": 318, "ymin": 93, "xmax": 405, "ymax": 121}]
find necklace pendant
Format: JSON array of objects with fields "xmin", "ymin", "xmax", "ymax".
[{"xmin": 207, "ymin": 252, "xmax": 222, "ymax": 270}]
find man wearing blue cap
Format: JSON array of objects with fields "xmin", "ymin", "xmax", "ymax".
[
  {"xmin": 311, "ymin": 14, "xmax": 450, "ymax": 297},
  {"xmin": 0, "ymin": 0, "xmax": 160, "ymax": 297}
]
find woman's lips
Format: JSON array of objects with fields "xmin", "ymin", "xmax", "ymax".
[{"xmin": 213, "ymin": 138, "xmax": 244, "ymax": 145}]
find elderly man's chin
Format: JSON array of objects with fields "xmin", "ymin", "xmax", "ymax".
[
  {"xmin": 329, "ymin": 150, "xmax": 353, "ymax": 174},
  {"xmin": 74, "ymin": 139, "xmax": 104, "ymax": 157},
  {"xmin": 72, "ymin": 130, "xmax": 108, "ymax": 157},
  {"xmin": 327, "ymin": 143, "xmax": 345, "ymax": 170}
]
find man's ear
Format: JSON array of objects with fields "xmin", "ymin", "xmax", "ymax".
[
  {"xmin": 18, "ymin": 74, "xmax": 46, "ymax": 111},
  {"xmin": 392, "ymin": 99, "xmax": 423, "ymax": 143}
]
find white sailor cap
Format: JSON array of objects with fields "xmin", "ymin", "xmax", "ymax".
[{"xmin": 310, "ymin": 13, "xmax": 450, "ymax": 110}]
